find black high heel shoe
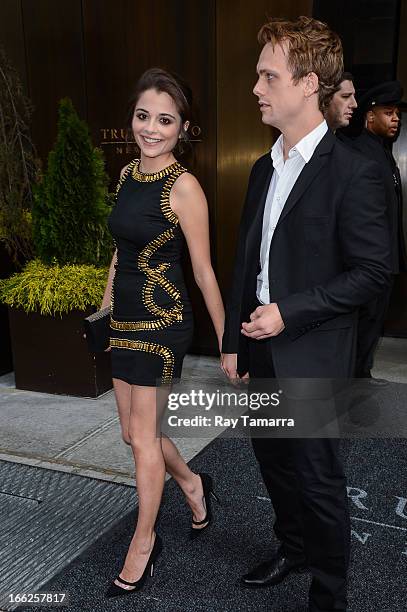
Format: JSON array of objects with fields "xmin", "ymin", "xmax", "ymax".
[
  {"xmin": 190, "ymin": 473, "xmax": 220, "ymax": 539},
  {"xmin": 105, "ymin": 533, "xmax": 163, "ymax": 598}
]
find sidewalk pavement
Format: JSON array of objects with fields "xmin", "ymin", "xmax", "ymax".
[
  {"xmin": 0, "ymin": 338, "xmax": 405, "ymax": 486},
  {"xmin": 0, "ymin": 354, "xmax": 223, "ymax": 488},
  {"xmin": 0, "ymin": 338, "xmax": 405, "ymax": 611}
]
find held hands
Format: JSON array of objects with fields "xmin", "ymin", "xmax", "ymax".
[
  {"xmin": 219, "ymin": 304, "xmax": 284, "ymax": 382},
  {"xmin": 220, "ymin": 353, "xmax": 249, "ymax": 385},
  {"xmin": 241, "ymin": 303, "xmax": 285, "ymax": 339}
]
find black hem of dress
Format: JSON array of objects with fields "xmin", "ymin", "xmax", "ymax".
[{"xmin": 111, "ymin": 374, "xmax": 172, "ymax": 387}]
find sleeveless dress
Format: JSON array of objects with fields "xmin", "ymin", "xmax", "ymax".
[{"xmin": 107, "ymin": 158, "xmax": 194, "ymax": 386}]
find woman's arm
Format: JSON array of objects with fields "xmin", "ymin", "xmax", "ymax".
[
  {"xmin": 101, "ymin": 249, "xmax": 117, "ymax": 309},
  {"xmin": 100, "ymin": 164, "xmax": 129, "ymax": 309},
  {"xmin": 170, "ymin": 172, "xmax": 224, "ymax": 352}
]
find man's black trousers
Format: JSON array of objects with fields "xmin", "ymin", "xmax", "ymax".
[{"xmin": 248, "ymin": 336, "xmax": 351, "ymax": 612}]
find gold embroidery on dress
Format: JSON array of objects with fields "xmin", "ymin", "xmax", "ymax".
[
  {"xmin": 110, "ymin": 164, "xmax": 187, "ymax": 332},
  {"xmin": 115, "ymin": 159, "xmax": 138, "ymax": 196},
  {"xmin": 110, "ymin": 228, "xmax": 183, "ymax": 330},
  {"xmin": 110, "ymin": 162, "xmax": 188, "ymax": 383},
  {"xmin": 109, "ymin": 338, "xmax": 174, "ymax": 384},
  {"xmin": 131, "ymin": 158, "xmax": 183, "ymax": 183},
  {"xmin": 160, "ymin": 172, "xmax": 182, "ymax": 225}
]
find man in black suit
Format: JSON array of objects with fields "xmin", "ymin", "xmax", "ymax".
[
  {"xmin": 350, "ymin": 82, "xmax": 407, "ymax": 382},
  {"xmin": 221, "ymin": 16, "xmax": 391, "ymax": 612}
]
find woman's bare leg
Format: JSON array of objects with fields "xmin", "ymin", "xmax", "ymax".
[
  {"xmin": 112, "ymin": 378, "xmax": 131, "ymax": 444},
  {"xmin": 113, "ymin": 378, "xmax": 208, "ymax": 538},
  {"xmin": 115, "ymin": 384, "xmax": 166, "ymax": 588},
  {"xmin": 160, "ymin": 434, "xmax": 208, "ymax": 528}
]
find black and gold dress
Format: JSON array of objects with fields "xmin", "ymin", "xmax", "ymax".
[{"xmin": 107, "ymin": 158, "xmax": 194, "ymax": 386}]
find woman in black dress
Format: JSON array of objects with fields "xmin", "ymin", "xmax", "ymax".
[{"xmin": 101, "ymin": 68, "xmax": 225, "ymax": 597}]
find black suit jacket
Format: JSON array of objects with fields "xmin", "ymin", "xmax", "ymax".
[
  {"xmin": 348, "ymin": 128, "xmax": 407, "ymax": 274},
  {"xmin": 222, "ymin": 130, "xmax": 392, "ymax": 378}
]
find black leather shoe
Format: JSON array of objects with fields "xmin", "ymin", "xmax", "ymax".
[
  {"xmin": 105, "ymin": 533, "xmax": 162, "ymax": 598},
  {"xmin": 190, "ymin": 473, "xmax": 220, "ymax": 540},
  {"xmin": 241, "ymin": 554, "xmax": 306, "ymax": 588}
]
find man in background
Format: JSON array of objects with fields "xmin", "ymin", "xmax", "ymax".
[
  {"xmin": 351, "ymin": 81, "xmax": 407, "ymax": 383},
  {"xmin": 325, "ymin": 72, "xmax": 357, "ymax": 132}
]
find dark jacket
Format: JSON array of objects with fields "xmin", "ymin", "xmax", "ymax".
[
  {"xmin": 349, "ymin": 128, "xmax": 407, "ymax": 274},
  {"xmin": 222, "ymin": 130, "xmax": 392, "ymax": 378}
]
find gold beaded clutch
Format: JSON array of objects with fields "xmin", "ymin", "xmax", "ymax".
[{"xmin": 83, "ymin": 307, "xmax": 110, "ymax": 352}]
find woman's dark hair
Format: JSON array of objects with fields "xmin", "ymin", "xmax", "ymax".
[{"xmin": 125, "ymin": 67, "xmax": 193, "ymax": 153}]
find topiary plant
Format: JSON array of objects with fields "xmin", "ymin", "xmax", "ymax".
[
  {"xmin": 0, "ymin": 259, "xmax": 109, "ymax": 316},
  {"xmin": 0, "ymin": 98, "xmax": 114, "ymax": 317},
  {"xmin": 0, "ymin": 46, "xmax": 37, "ymax": 264},
  {"xmin": 32, "ymin": 97, "xmax": 113, "ymax": 267}
]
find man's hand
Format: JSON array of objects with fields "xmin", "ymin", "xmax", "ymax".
[
  {"xmin": 241, "ymin": 303, "xmax": 285, "ymax": 339},
  {"xmin": 221, "ymin": 353, "xmax": 249, "ymax": 384}
]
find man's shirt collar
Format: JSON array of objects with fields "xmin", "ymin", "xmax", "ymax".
[{"xmin": 270, "ymin": 119, "xmax": 328, "ymax": 172}]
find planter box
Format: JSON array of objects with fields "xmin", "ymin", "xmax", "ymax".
[{"xmin": 8, "ymin": 307, "xmax": 112, "ymax": 397}]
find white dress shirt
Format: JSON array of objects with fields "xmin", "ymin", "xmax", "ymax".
[{"xmin": 256, "ymin": 120, "xmax": 328, "ymax": 304}]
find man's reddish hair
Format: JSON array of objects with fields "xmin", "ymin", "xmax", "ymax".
[{"xmin": 258, "ymin": 16, "xmax": 343, "ymax": 111}]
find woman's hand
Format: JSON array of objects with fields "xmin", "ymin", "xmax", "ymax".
[
  {"xmin": 221, "ymin": 353, "xmax": 237, "ymax": 379},
  {"xmin": 221, "ymin": 353, "xmax": 249, "ymax": 385}
]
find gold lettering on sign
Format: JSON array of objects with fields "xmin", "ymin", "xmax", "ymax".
[
  {"xmin": 100, "ymin": 128, "xmax": 130, "ymax": 144},
  {"xmin": 115, "ymin": 144, "xmax": 138, "ymax": 155},
  {"xmin": 99, "ymin": 126, "xmax": 203, "ymax": 153},
  {"xmin": 191, "ymin": 125, "xmax": 202, "ymax": 137}
]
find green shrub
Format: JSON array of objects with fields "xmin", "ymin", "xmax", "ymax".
[
  {"xmin": 32, "ymin": 98, "xmax": 113, "ymax": 266},
  {"xmin": 0, "ymin": 259, "xmax": 108, "ymax": 316}
]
